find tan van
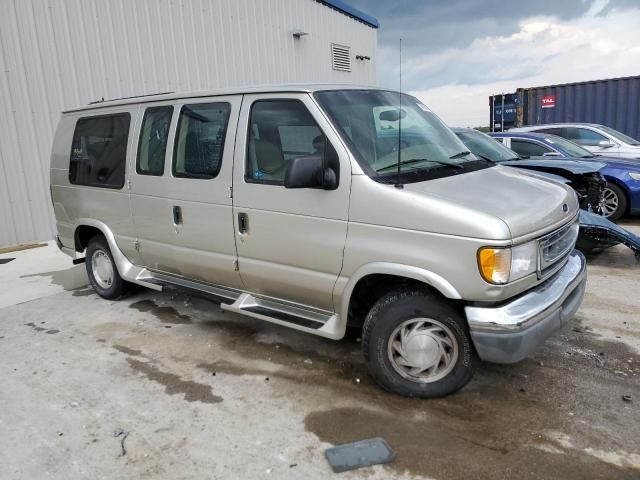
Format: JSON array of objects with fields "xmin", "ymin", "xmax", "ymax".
[{"xmin": 51, "ymin": 85, "xmax": 586, "ymax": 397}]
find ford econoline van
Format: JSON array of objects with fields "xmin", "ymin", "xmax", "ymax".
[{"xmin": 50, "ymin": 85, "xmax": 586, "ymax": 397}]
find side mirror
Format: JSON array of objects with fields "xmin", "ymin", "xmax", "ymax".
[
  {"xmin": 598, "ymin": 140, "xmax": 616, "ymax": 148},
  {"xmin": 542, "ymin": 152, "xmax": 561, "ymax": 157},
  {"xmin": 284, "ymin": 156, "xmax": 337, "ymax": 190}
]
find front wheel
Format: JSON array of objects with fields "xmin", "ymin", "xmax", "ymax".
[
  {"xmin": 601, "ymin": 183, "xmax": 627, "ymax": 221},
  {"xmin": 362, "ymin": 289, "xmax": 479, "ymax": 398}
]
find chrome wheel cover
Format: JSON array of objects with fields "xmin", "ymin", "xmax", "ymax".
[
  {"xmin": 387, "ymin": 318, "xmax": 458, "ymax": 383},
  {"xmin": 601, "ymin": 187, "xmax": 619, "ymax": 218},
  {"xmin": 91, "ymin": 249, "xmax": 114, "ymax": 289}
]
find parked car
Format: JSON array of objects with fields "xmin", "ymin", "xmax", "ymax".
[
  {"xmin": 491, "ymin": 132, "xmax": 640, "ymax": 220},
  {"xmin": 454, "ymin": 128, "xmax": 640, "ymax": 255},
  {"xmin": 51, "ymin": 86, "xmax": 586, "ymax": 398},
  {"xmin": 453, "ymin": 128, "xmax": 606, "ymax": 213},
  {"xmin": 510, "ymin": 124, "xmax": 640, "ymax": 159}
]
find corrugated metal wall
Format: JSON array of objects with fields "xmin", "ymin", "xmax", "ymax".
[
  {"xmin": 0, "ymin": 0, "xmax": 377, "ymax": 246},
  {"xmin": 518, "ymin": 76, "xmax": 640, "ymax": 140}
]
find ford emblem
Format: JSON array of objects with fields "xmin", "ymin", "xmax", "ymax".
[{"xmin": 562, "ymin": 203, "xmax": 568, "ymax": 213}]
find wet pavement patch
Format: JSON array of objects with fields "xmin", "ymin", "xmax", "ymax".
[
  {"xmin": 24, "ymin": 322, "xmax": 46, "ymax": 332},
  {"xmin": 113, "ymin": 345, "xmax": 143, "ymax": 356},
  {"xmin": 129, "ymin": 299, "xmax": 157, "ymax": 312},
  {"xmin": 126, "ymin": 358, "xmax": 222, "ymax": 404},
  {"xmin": 151, "ymin": 306, "xmax": 191, "ymax": 324},
  {"xmin": 129, "ymin": 300, "xmax": 191, "ymax": 324},
  {"xmin": 71, "ymin": 287, "xmax": 95, "ymax": 297},
  {"xmin": 20, "ymin": 265, "xmax": 88, "ymax": 290},
  {"xmin": 304, "ymin": 406, "xmax": 637, "ymax": 480}
]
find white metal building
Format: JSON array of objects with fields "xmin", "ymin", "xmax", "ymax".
[{"xmin": 0, "ymin": 0, "xmax": 378, "ymax": 246}]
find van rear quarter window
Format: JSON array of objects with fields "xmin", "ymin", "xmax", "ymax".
[
  {"xmin": 172, "ymin": 102, "xmax": 231, "ymax": 179},
  {"xmin": 69, "ymin": 113, "xmax": 131, "ymax": 189}
]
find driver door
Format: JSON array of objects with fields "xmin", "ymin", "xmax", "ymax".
[{"xmin": 231, "ymin": 93, "xmax": 351, "ymax": 311}]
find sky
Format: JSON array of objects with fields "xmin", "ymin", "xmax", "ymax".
[{"xmin": 347, "ymin": 0, "xmax": 640, "ymax": 127}]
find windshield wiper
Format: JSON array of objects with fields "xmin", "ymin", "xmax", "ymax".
[
  {"xmin": 449, "ymin": 151, "xmax": 472, "ymax": 159},
  {"xmin": 376, "ymin": 158, "xmax": 464, "ymax": 173}
]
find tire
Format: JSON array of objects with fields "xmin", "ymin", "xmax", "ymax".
[
  {"xmin": 362, "ymin": 289, "xmax": 479, "ymax": 398},
  {"xmin": 85, "ymin": 235, "xmax": 127, "ymax": 299},
  {"xmin": 602, "ymin": 182, "xmax": 627, "ymax": 221}
]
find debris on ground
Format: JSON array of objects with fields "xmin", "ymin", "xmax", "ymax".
[
  {"xmin": 113, "ymin": 428, "xmax": 130, "ymax": 457},
  {"xmin": 325, "ymin": 438, "xmax": 396, "ymax": 473},
  {"xmin": 622, "ymin": 394, "xmax": 632, "ymax": 403}
]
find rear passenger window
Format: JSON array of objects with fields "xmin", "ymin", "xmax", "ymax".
[
  {"xmin": 246, "ymin": 100, "xmax": 326, "ymax": 185},
  {"xmin": 69, "ymin": 113, "xmax": 131, "ymax": 188},
  {"xmin": 172, "ymin": 103, "xmax": 230, "ymax": 179},
  {"xmin": 510, "ymin": 140, "xmax": 552, "ymax": 157},
  {"xmin": 137, "ymin": 106, "xmax": 173, "ymax": 176}
]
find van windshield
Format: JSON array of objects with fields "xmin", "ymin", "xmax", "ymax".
[{"xmin": 315, "ymin": 90, "xmax": 492, "ymax": 184}]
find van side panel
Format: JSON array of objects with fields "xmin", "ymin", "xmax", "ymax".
[
  {"xmin": 50, "ymin": 108, "xmax": 139, "ymax": 263},
  {"xmin": 129, "ymin": 96, "xmax": 244, "ymax": 288}
]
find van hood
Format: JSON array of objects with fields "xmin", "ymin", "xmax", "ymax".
[{"xmin": 402, "ymin": 165, "xmax": 579, "ymax": 239}]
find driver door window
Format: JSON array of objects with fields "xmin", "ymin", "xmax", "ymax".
[
  {"xmin": 510, "ymin": 139, "xmax": 552, "ymax": 157},
  {"xmin": 246, "ymin": 100, "xmax": 327, "ymax": 185},
  {"xmin": 566, "ymin": 127, "xmax": 607, "ymax": 146}
]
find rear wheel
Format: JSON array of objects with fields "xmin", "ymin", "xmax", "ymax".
[
  {"xmin": 362, "ymin": 289, "xmax": 479, "ymax": 398},
  {"xmin": 601, "ymin": 183, "xmax": 627, "ymax": 221},
  {"xmin": 85, "ymin": 236, "xmax": 127, "ymax": 299}
]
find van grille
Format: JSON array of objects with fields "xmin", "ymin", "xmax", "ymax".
[
  {"xmin": 331, "ymin": 44, "xmax": 351, "ymax": 72},
  {"xmin": 538, "ymin": 218, "xmax": 579, "ymax": 272}
]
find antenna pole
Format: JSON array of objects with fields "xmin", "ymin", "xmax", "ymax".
[{"xmin": 395, "ymin": 38, "xmax": 403, "ymax": 189}]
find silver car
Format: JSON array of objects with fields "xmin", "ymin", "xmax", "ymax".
[
  {"xmin": 50, "ymin": 85, "xmax": 587, "ymax": 397},
  {"xmin": 510, "ymin": 123, "xmax": 640, "ymax": 160}
]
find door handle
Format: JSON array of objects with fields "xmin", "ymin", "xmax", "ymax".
[
  {"xmin": 173, "ymin": 206, "xmax": 182, "ymax": 225},
  {"xmin": 238, "ymin": 212, "xmax": 248, "ymax": 234}
]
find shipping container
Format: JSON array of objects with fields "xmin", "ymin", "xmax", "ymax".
[{"xmin": 490, "ymin": 75, "xmax": 640, "ymax": 140}]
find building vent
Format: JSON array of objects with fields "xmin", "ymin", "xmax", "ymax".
[{"xmin": 331, "ymin": 44, "xmax": 351, "ymax": 72}]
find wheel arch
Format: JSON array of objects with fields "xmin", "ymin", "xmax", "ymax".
[{"xmin": 338, "ymin": 263, "xmax": 463, "ymax": 333}]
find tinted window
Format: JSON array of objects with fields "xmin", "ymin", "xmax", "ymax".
[
  {"xmin": 137, "ymin": 106, "xmax": 173, "ymax": 176},
  {"xmin": 566, "ymin": 127, "xmax": 607, "ymax": 146},
  {"xmin": 173, "ymin": 103, "xmax": 230, "ymax": 179},
  {"xmin": 247, "ymin": 100, "xmax": 329, "ymax": 185},
  {"xmin": 456, "ymin": 131, "xmax": 517, "ymax": 162},
  {"xmin": 510, "ymin": 139, "xmax": 552, "ymax": 157},
  {"xmin": 536, "ymin": 127, "xmax": 564, "ymax": 136},
  {"xmin": 69, "ymin": 113, "xmax": 130, "ymax": 188}
]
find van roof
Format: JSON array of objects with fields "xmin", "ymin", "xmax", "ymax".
[{"xmin": 63, "ymin": 84, "xmax": 384, "ymax": 114}]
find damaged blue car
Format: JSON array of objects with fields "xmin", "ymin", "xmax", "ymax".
[{"xmin": 454, "ymin": 128, "xmax": 640, "ymax": 255}]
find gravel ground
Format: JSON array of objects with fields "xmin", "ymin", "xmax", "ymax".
[{"xmin": 0, "ymin": 223, "xmax": 638, "ymax": 480}]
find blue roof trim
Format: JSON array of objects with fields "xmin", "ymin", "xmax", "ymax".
[{"xmin": 317, "ymin": 0, "xmax": 380, "ymax": 28}]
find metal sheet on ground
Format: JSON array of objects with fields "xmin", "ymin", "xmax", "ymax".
[
  {"xmin": 325, "ymin": 437, "xmax": 396, "ymax": 473},
  {"xmin": 579, "ymin": 210, "xmax": 640, "ymax": 254}
]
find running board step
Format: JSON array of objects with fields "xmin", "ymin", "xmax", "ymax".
[{"xmin": 221, "ymin": 294, "xmax": 333, "ymax": 330}]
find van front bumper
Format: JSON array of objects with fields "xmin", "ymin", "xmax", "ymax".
[{"xmin": 464, "ymin": 250, "xmax": 587, "ymax": 364}]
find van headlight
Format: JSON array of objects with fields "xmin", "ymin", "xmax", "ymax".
[{"xmin": 478, "ymin": 241, "xmax": 538, "ymax": 284}]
